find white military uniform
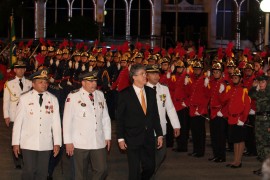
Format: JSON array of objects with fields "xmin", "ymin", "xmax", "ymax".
[
  {"xmin": 12, "ymin": 90, "xmax": 62, "ymax": 151},
  {"xmin": 63, "ymin": 88, "xmax": 111, "ymax": 149},
  {"xmin": 3, "ymin": 76, "xmax": 32, "ymax": 122},
  {"xmin": 146, "ymin": 82, "xmax": 180, "ymax": 135}
]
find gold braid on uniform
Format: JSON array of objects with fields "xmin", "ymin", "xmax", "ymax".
[
  {"xmin": 101, "ymin": 70, "xmax": 110, "ymax": 83},
  {"xmin": 226, "ymin": 85, "xmax": 231, "ymax": 93},
  {"xmin": 4, "ymin": 81, "xmax": 19, "ymax": 102},
  {"xmin": 171, "ymin": 75, "xmax": 176, "ymax": 82},
  {"xmin": 242, "ymin": 88, "xmax": 249, "ymax": 103}
]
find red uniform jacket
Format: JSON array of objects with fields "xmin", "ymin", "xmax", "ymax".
[
  {"xmin": 209, "ymin": 78, "xmax": 227, "ymax": 119},
  {"xmin": 223, "ymin": 72, "xmax": 233, "ymax": 85},
  {"xmin": 173, "ymin": 72, "xmax": 189, "ymax": 111},
  {"xmin": 0, "ymin": 64, "xmax": 8, "ymax": 92},
  {"xmin": 159, "ymin": 72, "xmax": 170, "ymax": 86},
  {"xmin": 186, "ymin": 73, "xmax": 210, "ymax": 117},
  {"xmin": 168, "ymin": 73, "xmax": 181, "ymax": 99},
  {"xmin": 111, "ymin": 67, "xmax": 130, "ymax": 92},
  {"xmin": 221, "ymin": 84, "xmax": 251, "ymax": 125},
  {"xmin": 243, "ymin": 74, "xmax": 256, "ymax": 111},
  {"xmin": 254, "ymin": 69, "xmax": 264, "ymax": 78}
]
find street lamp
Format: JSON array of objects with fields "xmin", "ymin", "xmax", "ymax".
[{"xmin": 260, "ymin": 0, "xmax": 270, "ymax": 46}]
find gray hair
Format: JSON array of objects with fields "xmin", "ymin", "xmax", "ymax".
[{"xmin": 129, "ymin": 64, "xmax": 146, "ymax": 84}]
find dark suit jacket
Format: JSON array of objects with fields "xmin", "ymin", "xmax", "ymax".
[{"xmin": 117, "ymin": 85, "xmax": 163, "ymax": 148}]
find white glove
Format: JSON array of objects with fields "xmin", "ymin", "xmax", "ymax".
[
  {"xmin": 171, "ymin": 65, "xmax": 175, "ymax": 72},
  {"xmin": 249, "ymin": 109, "xmax": 255, "ymax": 115},
  {"xmin": 219, "ymin": 84, "xmax": 225, "ymax": 93},
  {"xmin": 107, "ymin": 61, "xmax": 110, "ymax": 67},
  {"xmin": 204, "ymin": 77, "xmax": 209, "ymax": 87},
  {"xmin": 207, "ymin": 70, "xmax": 211, "ymax": 77},
  {"xmin": 256, "ymin": 85, "xmax": 260, "ymax": 91},
  {"xmin": 49, "ymin": 77, "xmax": 55, "ymax": 83},
  {"xmin": 237, "ymin": 120, "xmax": 244, "ymax": 126},
  {"xmin": 166, "ymin": 72, "xmax": 171, "ymax": 79},
  {"xmin": 184, "ymin": 76, "xmax": 189, "ymax": 85},
  {"xmin": 182, "ymin": 102, "xmax": 187, "ymax": 107},
  {"xmin": 195, "ymin": 111, "xmax": 200, "ymax": 116},
  {"xmin": 186, "ymin": 67, "xmax": 190, "ymax": 74},
  {"xmin": 89, "ymin": 66, "xmax": 93, "ymax": 72},
  {"xmin": 217, "ymin": 111, "xmax": 223, "ymax": 117},
  {"xmin": 67, "ymin": 80, "xmax": 72, "ymax": 86}
]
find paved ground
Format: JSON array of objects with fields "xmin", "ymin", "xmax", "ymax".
[{"xmin": 0, "ymin": 97, "xmax": 262, "ymax": 180}]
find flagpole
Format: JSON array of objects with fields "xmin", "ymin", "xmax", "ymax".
[{"xmin": 9, "ymin": 9, "xmax": 16, "ymax": 68}]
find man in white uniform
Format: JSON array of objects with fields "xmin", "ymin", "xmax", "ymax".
[
  {"xmin": 63, "ymin": 71, "xmax": 111, "ymax": 180},
  {"xmin": 12, "ymin": 69, "xmax": 62, "ymax": 180},
  {"xmin": 3, "ymin": 60, "xmax": 32, "ymax": 169},
  {"xmin": 146, "ymin": 64, "xmax": 181, "ymax": 177}
]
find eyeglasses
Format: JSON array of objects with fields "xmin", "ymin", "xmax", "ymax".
[{"xmin": 134, "ymin": 73, "xmax": 147, "ymax": 77}]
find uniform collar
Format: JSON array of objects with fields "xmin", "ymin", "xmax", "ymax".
[
  {"xmin": 146, "ymin": 82, "xmax": 159, "ymax": 89},
  {"xmin": 80, "ymin": 87, "xmax": 95, "ymax": 96},
  {"xmin": 15, "ymin": 76, "xmax": 25, "ymax": 82}
]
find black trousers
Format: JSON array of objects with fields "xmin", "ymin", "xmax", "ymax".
[
  {"xmin": 127, "ymin": 143, "xmax": 155, "ymax": 180},
  {"xmin": 10, "ymin": 122, "xmax": 23, "ymax": 167},
  {"xmin": 175, "ymin": 108, "xmax": 190, "ymax": 150},
  {"xmin": 209, "ymin": 117, "xmax": 227, "ymax": 159},
  {"xmin": 190, "ymin": 115, "xmax": 206, "ymax": 156},
  {"xmin": 245, "ymin": 115, "xmax": 257, "ymax": 154},
  {"xmin": 21, "ymin": 149, "xmax": 51, "ymax": 180},
  {"xmin": 166, "ymin": 114, "xmax": 174, "ymax": 147},
  {"xmin": 48, "ymin": 146, "xmax": 64, "ymax": 177}
]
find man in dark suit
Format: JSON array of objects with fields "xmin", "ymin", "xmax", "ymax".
[{"xmin": 117, "ymin": 64, "xmax": 163, "ymax": 180}]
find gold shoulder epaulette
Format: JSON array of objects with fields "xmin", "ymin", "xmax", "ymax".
[{"xmin": 226, "ymin": 85, "xmax": 231, "ymax": 93}]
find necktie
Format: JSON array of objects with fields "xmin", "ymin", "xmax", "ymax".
[
  {"xmin": 89, "ymin": 93, "xmax": 94, "ymax": 105},
  {"xmin": 140, "ymin": 89, "xmax": 147, "ymax": 115},
  {"xmin": 153, "ymin": 86, "xmax": 156, "ymax": 92},
  {"xmin": 19, "ymin": 79, "xmax": 23, "ymax": 91},
  {"xmin": 38, "ymin": 94, "xmax": 43, "ymax": 106}
]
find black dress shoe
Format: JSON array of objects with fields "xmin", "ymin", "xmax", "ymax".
[
  {"xmin": 226, "ymin": 164, "xmax": 232, "ymax": 167},
  {"xmin": 15, "ymin": 165, "xmax": 21, "ymax": 169},
  {"xmin": 256, "ymin": 156, "xmax": 263, "ymax": 162},
  {"xmin": 194, "ymin": 154, "xmax": 204, "ymax": 158},
  {"xmin": 208, "ymin": 157, "xmax": 218, "ymax": 161},
  {"xmin": 243, "ymin": 152, "xmax": 256, "ymax": 157},
  {"xmin": 47, "ymin": 176, "xmax": 53, "ymax": 180},
  {"xmin": 214, "ymin": 158, "xmax": 226, "ymax": 163},
  {"xmin": 231, "ymin": 163, "xmax": 242, "ymax": 168},
  {"xmin": 226, "ymin": 148, "xmax": 234, "ymax": 152},
  {"xmin": 188, "ymin": 152, "xmax": 197, "ymax": 156},
  {"xmin": 253, "ymin": 168, "xmax": 262, "ymax": 174},
  {"xmin": 172, "ymin": 148, "xmax": 188, "ymax": 152}
]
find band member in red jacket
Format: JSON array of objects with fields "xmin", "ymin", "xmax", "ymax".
[
  {"xmin": 208, "ymin": 63, "xmax": 228, "ymax": 163},
  {"xmin": 172, "ymin": 60, "xmax": 190, "ymax": 152},
  {"xmin": 185, "ymin": 60, "xmax": 210, "ymax": 157},
  {"xmin": 222, "ymin": 68, "xmax": 251, "ymax": 168}
]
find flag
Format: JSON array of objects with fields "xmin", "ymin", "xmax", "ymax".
[{"xmin": 9, "ymin": 15, "xmax": 16, "ymax": 68}]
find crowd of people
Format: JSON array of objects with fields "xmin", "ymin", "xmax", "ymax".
[{"xmin": 1, "ymin": 38, "xmax": 270, "ymax": 180}]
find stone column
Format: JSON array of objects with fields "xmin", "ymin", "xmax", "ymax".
[
  {"xmin": 205, "ymin": 0, "xmax": 216, "ymax": 48},
  {"xmin": 34, "ymin": 0, "xmax": 47, "ymax": 38},
  {"xmin": 151, "ymin": 0, "xmax": 162, "ymax": 47}
]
